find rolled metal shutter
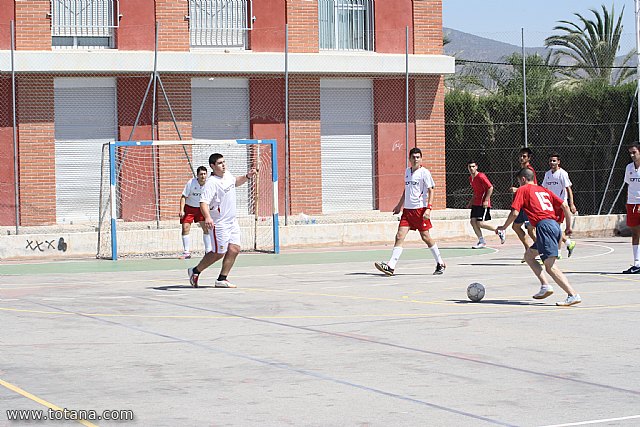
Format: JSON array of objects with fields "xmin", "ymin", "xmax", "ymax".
[
  {"xmin": 321, "ymin": 79, "xmax": 373, "ymax": 213},
  {"xmin": 54, "ymin": 77, "xmax": 116, "ymax": 224}
]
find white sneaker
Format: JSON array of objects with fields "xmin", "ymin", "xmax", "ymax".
[
  {"xmin": 215, "ymin": 279, "xmax": 237, "ymax": 288},
  {"xmin": 472, "ymin": 241, "xmax": 487, "ymax": 249},
  {"xmin": 556, "ymin": 294, "xmax": 581, "ymax": 306},
  {"xmin": 532, "ymin": 285, "xmax": 554, "ymax": 299},
  {"xmin": 497, "ymin": 230, "xmax": 506, "ymax": 244}
]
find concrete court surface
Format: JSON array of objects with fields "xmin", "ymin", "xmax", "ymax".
[{"xmin": 0, "ymin": 237, "xmax": 639, "ymax": 427}]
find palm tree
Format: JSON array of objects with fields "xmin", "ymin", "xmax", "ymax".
[{"xmin": 544, "ymin": 4, "xmax": 634, "ymax": 86}]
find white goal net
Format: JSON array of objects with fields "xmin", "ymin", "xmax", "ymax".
[{"xmin": 97, "ymin": 139, "xmax": 278, "ymax": 259}]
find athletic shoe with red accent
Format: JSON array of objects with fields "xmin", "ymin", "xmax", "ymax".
[{"xmin": 188, "ymin": 267, "xmax": 199, "ymax": 288}]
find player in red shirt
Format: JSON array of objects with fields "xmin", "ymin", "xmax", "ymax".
[
  {"xmin": 497, "ymin": 168, "xmax": 581, "ymax": 306},
  {"xmin": 509, "ymin": 148, "xmax": 537, "ymax": 257},
  {"xmin": 467, "ymin": 160, "xmax": 505, "ymax": 248}
]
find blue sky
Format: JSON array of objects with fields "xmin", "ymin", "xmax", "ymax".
[{"xmin": 443, "ymin": 0, "xmax": 636, "ymax": 49}]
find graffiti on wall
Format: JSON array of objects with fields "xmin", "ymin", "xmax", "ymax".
[{"xmin": 25, "ymin": 237, "xmax": 68, "ymax": 253}]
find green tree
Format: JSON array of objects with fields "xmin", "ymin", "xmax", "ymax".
[{"xmin": 544, "ymin": 4, "xmax": 634, "ymax": 86}]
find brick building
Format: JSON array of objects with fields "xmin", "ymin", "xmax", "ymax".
[{"xmin": 0, "ymin": 0, "xmax": 454, "ymax": 227}]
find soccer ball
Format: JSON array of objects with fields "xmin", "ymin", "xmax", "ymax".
[{"xmin": 467, "ymin": 282, "xmax": 485, "ymax": 302}]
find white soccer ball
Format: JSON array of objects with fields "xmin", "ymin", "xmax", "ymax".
[{"xmin": 467, "ymin": 282, "xmax": 485, "ymax": 302}]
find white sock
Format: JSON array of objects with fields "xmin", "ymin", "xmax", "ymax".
[
  {"xmin": 479, "ymin": 236, "xmax": 486, "ymax": 243},
  {"xmin": 182, "ymin": 235, "xmax": 190, "ymax": 253},
  {"xmin": 430, "ymin": 244, "xmax": 443, "ymax": 264},
  {"xmin": 203, "ymin": 232, "xmax": 212, "ymax": 253},
  {"xmin": 565, "ymin": 237, "xmax": 572, "ymax": 246},
  {"xmin": 634, "ymin": 245, "xmax": 640, "ymax": 267},
  {"xmin": 387, "ymin": 247, "xmax": 403, "ymax": 269}
]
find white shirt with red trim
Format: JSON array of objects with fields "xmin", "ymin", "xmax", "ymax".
[
  {"xmin": 625, "ymin": 162, "xmax": 640, "ymax": 204},
  {"xmin": 542, "ymin": 168, "xmax": 572, "ymax": 202},
  {"xmin": 182, "ymin": 177, "xmax": 206, "ymax": 208},
  {"xmin": 403, "ymin": 166, "xmax": 435, "ymax": 209},
  {"xmin": 200, "ymin": 171, "xmax": 237, "ymax": 225}
]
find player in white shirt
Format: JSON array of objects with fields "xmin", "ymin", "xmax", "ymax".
[
  {"xmin": 542, "ymin": 153, "xmax": 577, "ymax": 257},
  {"xmin": 374, "ymin": 147, "xmax": 446, "ymax": 276},
  {"xmin": 622, "ymin": 142, "xmax": 640, "ymax": 273},
  {"xmin": 179, "ymin": 166, "xmax": 211, "ymax": 258},
  {"xmin": 188, "ymin": 153, "xmax": 256, "ymax": 288}
]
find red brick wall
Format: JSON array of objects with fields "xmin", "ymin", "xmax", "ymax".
[
  {"xmin": 16, "ymin": 76, "xmax": 56, "ymax": 225},
  {"xmin": 375, "ymin": 0, "xmax": 413, "ymax": 53},
  {"xmin": 156, "ymin": 0, "xmax": 189, "ymax": 51},
  {"xmin": 118, "ymin": 0, "xmax": 156, "ymax": 50},
  {"xmin": 156, "ymin": 75, "xmax": 192, "ymax": 219},
  {"xmin": 412, "ymin": 0, "xmax": 443, "ymax": 55},
  {"xmin": 288, "ymin": 76, "xmax": 321, "ymax": 214},
  {"xmin": 15, "ymin": 0, "xmax": 51, "ymax": 50},
  {"xmin": 249, "ymin": 78, "xmax": 286, "ymax": 215},
  {"xmin": 251, "ymin": 0, "xmax": 286, "ymax": 52},
  {"xmin": 286, "ymin": 0, "xmax": 318, "ymax": 53},
  {"xmin": 414, "ymin": 76, "xmax": 445, "ymax": 209},
  {"xmin": 0, "ymin": 76, "xmax": 16, "ymax": 225},
  {"xmin": 0, "ymin": 0, "xmax": 15, "ymax": 50}
]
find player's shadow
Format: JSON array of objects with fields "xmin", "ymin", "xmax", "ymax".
[
  {"xmin": 565, "ymin": 271, "xmax": 626, "ymax": 275},
  {"xmin": 457, "ymin": 263, "xmax": 515, "ymax": 267},
  {"xmin": 449, "ymin": 299, "xmax": 546, "ymax": 306},
  {"xmin": 149, "ymin": 285, "xmax": 215, "ymax": 291},
  {"xmin": 345, "ymin": 272, "xmax": 424, "ymax": 277}
]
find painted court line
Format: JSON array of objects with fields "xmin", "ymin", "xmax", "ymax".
[
  {"xmin": 0, "ymin": 378, "xmax": 98, "ymax": 427},
  {"xmin": 539, "ymin": 414, "xmax": 640, "ymax": 426}
]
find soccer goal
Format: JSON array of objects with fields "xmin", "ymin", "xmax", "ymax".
[{"xmin": 97, "ymin": 139, "xmax": 279, "ymax": 260}]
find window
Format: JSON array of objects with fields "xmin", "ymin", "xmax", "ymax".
[
  {"xmin": 319, "ymin": 0, "xmax": 374, "ymax": 51},
  {"xmin": 51, "ymin": 0, "xmax": 119, "ymax": 49},
  {"xmin": 189, "ymin": 0, "xmax": 253, "ymax": 49}
]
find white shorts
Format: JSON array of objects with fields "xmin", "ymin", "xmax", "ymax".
[{"xmin": 208, "ymin": 221, "xmax": 241, "ymax": 254}]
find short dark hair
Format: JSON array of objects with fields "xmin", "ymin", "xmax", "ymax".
[
  {"xmin": 548, "ymin": 153, "xmax": 561, "ymax": 162},
  {"xmin": 196, "ymin": 166, "xmax": 207, "ymax": 174},
  {"xmin": 409, "ymin": 147, "xmax": 422, "ymax": 157},
  {"xmin": 209, "ymin": 153, "xmax": 224, "ymax": 166},
  {"xmin": 628, "ymin": 142, "xmax": 640, "ymax": 150},
  {"xmin": 517, "ymin": 167, "xmax": 535, "ymax": 181},
  {"xmin": 519, "ymin": 147, "xmax": 533, "ymax": 157},
  {"xmin": 467, "ymin": 160, "xmax": 477, "ymax": 166}
]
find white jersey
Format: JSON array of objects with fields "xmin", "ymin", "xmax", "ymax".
[
  {"xmin": 200, "ymin": 171, "xmax": 237, "ymax": 225},
  {"xmin": 403, "ymin": 166, "xmax": 435, "ymax": 209},
  {"xmin": 182, "ymin": 177, "xmax": 206, "ymax": 208},
  {"xmin": 625, "ymin": 162, "xmax": 640, "ymax": 204},
  {"xmin": 542, "ymin": 168, "xmax": 572, "ymax": 202}
]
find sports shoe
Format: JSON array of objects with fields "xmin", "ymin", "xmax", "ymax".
[
  {"xmin": 556, "ymin": 253, "xmax": 562, "ymax": 260},
  {"xmin": 556, "ymin": 294, "xmax": 582, "ymax": 307},
  {"xmin": 497, "ymin": 230, "xmax": 506, "ymax": 244},
  {"xmin": 532, "ymin": 284, "xmax": 554, "ymax": 299},
  {"xmin": 567, "ymin": 241, "xmax": 576, "ymax": 257},
  {"xmin": 188, "ymin": 267, "xmax": 199, "ymax": 288},
  {"xmin": 472, "ymin": 241, "xmax": 486, "ymax": 249},
  {"xmin": 374, "ymin": 261, "xmax": 395, "ymax": 276},
  {"xmin": 622, "ymin": 265, "xmax": 640, "ymax": 274},
  {"xmin": 182, "ymin": 252, "xmax": 192, "ymax": 259},
  {"xmin": 433, "ymin": 263, "xmax": 446, "ymax": 275},
  {"xmin": 215, "ymin": 279, "xmax": 237, "ymax": 288}
]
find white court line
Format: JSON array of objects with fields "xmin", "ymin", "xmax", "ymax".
[
  {"xmin": 0, "ymin": 299, "xmax": 19, "ymax": 302},
  {"xmin": 97, "ymin": 296, "xmax": 133, "ymax": 299},
  {"xmin": 539, "ymin": 414, "xmax": 640, "ymax": 426},
  {"xmin": 41, "ymin": 297, "xmax": 75, "ymax": 301},
  {"xmin": 321, "ymin": 286, "xmax": 352, "ymax": 290},
  {"xmin": 370, "ymin": 282, "xmax": 398, "ymax": 287},
  {"xmin": 567, "ymin": 242, "xmax": 614, "ymax": 260},
  {"xmin": 151, "ymin": 293, "xmax": 189, "ymax": 297}
]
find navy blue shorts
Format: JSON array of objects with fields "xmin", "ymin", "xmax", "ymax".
[
  {"xmin": 530, "ymin": 219, "xmax": 561, "ymax": 261},
  {"xmin": 514, "ymin": 210, "xmax": 528, "ymax": 224}
]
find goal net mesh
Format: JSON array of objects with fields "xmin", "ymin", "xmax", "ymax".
[{"xmin": 97, "ymin": 139, "xmax": 275, "ymax": 259}]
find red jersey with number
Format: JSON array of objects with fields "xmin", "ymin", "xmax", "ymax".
[
  {"xmin": 469, "ymin": 172, "xmax": 493, "ymax": 207},
  {"xmin": 511, "ymin": 184, "xmax": 564, "ymax": 227}
]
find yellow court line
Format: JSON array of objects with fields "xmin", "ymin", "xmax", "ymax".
[{"xmin": 0, "ymin": 378, "xmax": 99, "ymax": 427}]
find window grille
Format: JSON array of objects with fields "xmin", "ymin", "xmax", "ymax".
[
  {"xmin": 51, "ymin": 0, "xmax": 119, "ymax": 49},
  {"xmin": 319, "ymin": 0, "xmax": 374, "ymax": 51},
  {"xmin": 189, "ymin": 0, "xmax": 253, "ymax": 49}
]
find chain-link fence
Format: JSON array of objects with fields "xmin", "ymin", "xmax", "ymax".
[{"xmin": 445, "ymin": 56, "xmax": 637, "ymax": 216}]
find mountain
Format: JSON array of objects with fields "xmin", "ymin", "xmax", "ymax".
[{"xmin": 443, "ymin": 28, "xmax": 551, "ymax": 62}]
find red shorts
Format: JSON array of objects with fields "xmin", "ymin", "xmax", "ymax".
[
  {"xmin": 399, "ymin": 207, "xmax": 433, "ymax": 231},
  {"xmin": 180, "ymin": 204, "xmax": 205, "ymax": 224},
  {"xmin": 627, "ymin": 204, "xmax": 640, "ymax": 227}
]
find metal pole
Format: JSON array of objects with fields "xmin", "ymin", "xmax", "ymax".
[
  {"xmin": 522, "ymin": 28, "xmax": 528, "ymax": 148},
  {"xmin": 636, "ymin": 0, "xmax": 640, "ymax": 140},
  {"xmin": 11, "ymin": 21, "xmax": 19, "ymax": 235},
  {"xmin": 405, "ymin": 25, "xmax": 409, "ymax": 167},
  {"xmin": 151, "ymin": 22, "xmax": 160, "ymax": 229},
  {"xmin": 284, "ymin": 24, "xmax": 289, "ymax": 226}
]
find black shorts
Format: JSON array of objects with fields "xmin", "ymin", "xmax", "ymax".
[{"xmin": 470, "ymin": 205, "xmax": 491, "ymax": 221}]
